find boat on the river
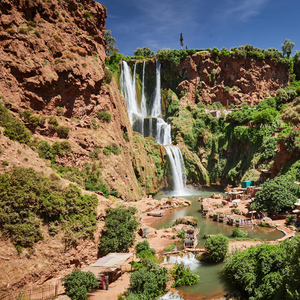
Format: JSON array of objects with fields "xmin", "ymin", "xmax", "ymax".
[
  {"xmin": 147, "ymin": 211, "xmax": 163, "ymax": 217},
  {"xmin": 184, "ymin": 229, "xmax": 199, "ymax": 249}
]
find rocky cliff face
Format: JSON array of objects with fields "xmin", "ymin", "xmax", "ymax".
[
  {"xmin": 0, "ymin": 0, "xmax": 166, "ymax": 293},
  {"xmin": 0, "ymin": 0, "xmax": 165, "ymax": 201},
  {"xmin": 159, "ymin": 51, "xmax": 289, "ymax": 108}
]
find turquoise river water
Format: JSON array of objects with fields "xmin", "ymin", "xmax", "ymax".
[{"xmin": 154, "ymin": 187, "xmax": 284, "ymax": 299}]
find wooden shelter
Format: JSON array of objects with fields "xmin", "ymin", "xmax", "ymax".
[{"xmin": 82, "ymin": 253, "xmax": 133, "ymax": 288}]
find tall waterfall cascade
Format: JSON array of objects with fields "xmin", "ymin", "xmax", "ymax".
[{"xmin": 120, "ymin": 60, "xmax": 187, "ymax": 194}]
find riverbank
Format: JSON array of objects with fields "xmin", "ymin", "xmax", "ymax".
[{"xmin": 87, "ymin": 193, "xmax": 294, "ymax": 300}]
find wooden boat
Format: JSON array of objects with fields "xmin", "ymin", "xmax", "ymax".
[{"xmin": 147, "ymin": 210, "xmax": 163, "ymax": 217}]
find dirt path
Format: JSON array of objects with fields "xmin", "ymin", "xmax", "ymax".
[{"xmin": 87, "ymin": 272, "xmax": 130, "ymax": 300}]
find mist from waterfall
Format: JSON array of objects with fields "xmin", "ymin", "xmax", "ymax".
[{"xmin": 120, "ymin": 60, "xmax": 187, "ymax": 195}]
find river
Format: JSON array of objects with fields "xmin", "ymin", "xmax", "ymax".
[{"xmin": 155, "ymin": 187, "xmax": 284, "ymax": 299}]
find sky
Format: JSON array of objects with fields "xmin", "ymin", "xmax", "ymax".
[{"xmin": 99, "ymin": 0, "xmax": 300, "ymax": 57}]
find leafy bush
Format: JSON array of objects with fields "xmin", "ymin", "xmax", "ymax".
[
  {"xmin": 171, "ymin": 262, "xmax": 200, "ymax": 287},
  {"xmin": 103, "ymin": 144, "xmax": 121, "ymax": 155},
  {"xmin": 0, "ymin": 167, "xmax": 98, "ymax": 248},
  {"xmin": 49, "ymin": 116, "xmax": 59, "ymax": 129},
  {"xmin": 135, "ymin": 240, "xmax": 156, "ymax": 260},
  {"xmin": 0, "ymin": 103, "xmax": 31, "ymax": 144},
  {"xmin": 133, "ymin": 47, "xmax": 155, "ymax": 58},
  {"xmin": 97, "ymin": 110, "xmax": 111, "ymax": 123},
  {"xmin": 231, "ymin": 226, "xmax": 248, "ymax": 238},
  {"xmin": 252, "ymin": 108, "xmax": 278, "ymax": 125},
  {"xmin": 99, "ymin": 206, "xmax": 139, "ymax": 256},
  {"xmin": 157, "ymin": 49, "xmax": 189, "ymax": 67},
  {"xmin": 251, "ymin": 175, "xmax": 299, "ymax": 213},
  {"xmin": 126, "ymin": 264, "xmax": 169, "ymax": 300},
  {"xmin": 202, "ymin": 234, "xmax": 229, "ymax": 262},
  {"xmin": 259, "ymin": 136, "xmax": 278, "ymax": 161},
  {"xmin": 63, "ymin": 269, "xmax": 97, "ymax": 300},
  {"xmin": 57, "ymin": 126, "xmax": 70, "ymax": 138},
  {"xmin": 224, "ymin": 236, "xmax": 300, "ymax": 299}
]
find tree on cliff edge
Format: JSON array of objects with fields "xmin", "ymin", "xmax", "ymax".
[
  {"xmin": 180, "ymin": 33, "xmax": 184, "ymax": 49},
  {"xmin": 104, "ymin": 29, "xmax": 118, "ymax": 56},
  {"xmin": 282, "ymin": 39, "xmax": 295, "ymax": 58}
]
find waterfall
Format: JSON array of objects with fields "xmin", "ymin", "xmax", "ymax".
[
  {"xmin": 158, "ymin": 291, "xmax": 185, "ymax": 300},
  {"xmin": 120, "ymin": 60, "xmax": 187, "ymax": 194},
  {"xmin": 162, "ymin": 253, "xmax": 199, "ymax": 271},
  {"xmin": 120, "ymin": 61, "xmax": 140, "ymax": 124},
  {"xmin": 140, "ymin": 60, "xmax": 147, "ymax": 116},
  {"xmin": 165, "ymin": 146, "xmax": 186, "ymax": 194}
]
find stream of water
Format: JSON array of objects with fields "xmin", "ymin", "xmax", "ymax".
[{"xmin": 155, "ymin": 187, "xmax": 284, "ymax": 299}]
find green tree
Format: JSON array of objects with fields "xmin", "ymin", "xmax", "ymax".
[
  {"xmin": 171, "ymin": 262, "xmax": 199, "ymax": 287},
  {"xmin": 104, "ymin": 29, "xmax": 118, "ymax": 56},
  {"xmin": 202, "ymin": 234, "xmax": 229, "ymax": 262},
  {"xmin": 252, "ymin": 108, "xmax": 278, "ymax": 125},
  {"xmin": 282, "ymin": 39, "xmax": 295, "ymax": 58},
  {"xmin": 251, "ymin": 175, "xmax": 299, "ymax": 213},
  {"xmin": 224, "ymin": 242, "xmax": 289, "ymax": 300},
  {"xmin": 63, "ymin": 269, "xmax": 97, "ymax": 300},
  {"xmin": 126, "ymin": 263, "xmax": 169, "ymax": 300},
  {"xmin": 99, "ymin": 206, "xmax": 139, "ymax": 256},
  {"xmin": 133, "ymin": 47, "xmax": 155, "ymax": 58},
  {"xmin": 180, "ymin": 33, "xmax": 184, "ymax": 49}
]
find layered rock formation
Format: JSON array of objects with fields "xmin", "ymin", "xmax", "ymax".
[{"xmin": 161, "ymin": 51, "xmax": 289, "ymax": 107}]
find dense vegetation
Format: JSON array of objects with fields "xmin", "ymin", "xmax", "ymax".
[
  {"xmin": 99, "ymin": 206, "xmax": 139, "ymax": 256},
  {"xmin": 0, "ymin": 102, "xmax": 31, "ymax": 144},
  {"xmin": 251, "ymin": 175, "xmax": 300, "ymax": 213},
  {"xmin": 0, "ymin": 167, "xmax": 98, "ymax": 250},
  {"xmin": 171, "ymin": 262, "xmax": 200, "ymax": 287},
  {"xmin": 201, "ymin": 234, "xmax": 229, "ymax": 262},
  {"xmin": 224, "ymin": 236, "xmax": 300, "ymax": 299},
  {"xmin": 63, "ymin": 269, "xmax": 97, "ymax": 300},
  {"xmin": 125, "ymin": 241, "xmax": 169, "ymax": 300},
  {"xmin": 166, "ymin": 80, "xmax": 300, "ymax": 186}
]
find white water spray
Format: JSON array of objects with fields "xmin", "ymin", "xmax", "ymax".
[
  {"xmin": 164, "ymin": 146, "xmax": 186, "ymax": 194},
  {"xmin": 162, "ymin": 253, "xmax": 199, "ymax": 271},
  {"xmin": 120, "ymin": 60, "xmax": 187, "ymax": 194}
]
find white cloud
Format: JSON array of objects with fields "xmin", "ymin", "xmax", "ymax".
[{"xmin": 220, "ymin": 0, "xmax": 269, "ymax": 22}]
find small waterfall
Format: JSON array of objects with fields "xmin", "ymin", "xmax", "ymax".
[
  {"xmin": 165, "ymin": 146, "xmax": 186, "ymax": 194},
  {"xmin": 162, "ymin": 253, "xmax": 199, "ymax": 271},
  {"xmin": 120, "ymin": 60, "xmax": 187, "ymax": 194},
  {"xmin": 158, "ymin": 291, "xmax": 185, "ymax": 300}
]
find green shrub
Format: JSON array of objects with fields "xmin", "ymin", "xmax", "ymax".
[
  {"xmin": 0, "ymin": 167, "xmax": 98, "ymax": 248},
  {"xmin": 231, "ymin": 226, "xmax": 248, "ymax": 238},
  {"xmin": 251, "ymin": 175, "xmax": 299, "ymax": 213},
  {"xmin": 57, "ymin": 125, "xmax": 70, "ymax": 138},
  {"xmin": 135, "ymin": 240, "xmax": 156, "ymax": 260},
  {"xmin": 2, "ymin": 161, "xmax": 9, "ymax": 166},
  {"xmin": 57, "ymin": 107, "xmax": 64, "ymax": 116},
  {"xmin": 223, "ymin": 237, "xmax": 300, "ymax": 299},
  {"xmin": 202, "ymin": 234, "xmax": 229, "ymax": 262},
  {"xmin": 48, "ymin": 116, "xmax": 59, "ymax": 128},
  {"xmin": 171, "ymin": 262, "xmax": 200, "ymax": 287},
  {"xmin": 0, "ymin": 104, "xmax": 31, "ymax": 144},
  {"xmin": 177, "ymin": 229, "xmax": 185, "ymax": 240},
  {"xmin": 126, "ymin": 264, "xmax": 169, "ymax": 300},
  {"xmin": 103, "ymin": 144, "xmax": 121, "ymax": 155},
  {"xmin": 104, "ymin": 68, "xmax": 113, "ymax": 84},
  {"xmin": 99, "ymin": 206, "xmax": 139, "ymax": 256},
  {"xmin": 63, "ymin": 269, "xmax": 97, "ymax": 300},
  {"xmin": 97, "ymin": 110, "xmax": 111, "ymax": 123}
]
